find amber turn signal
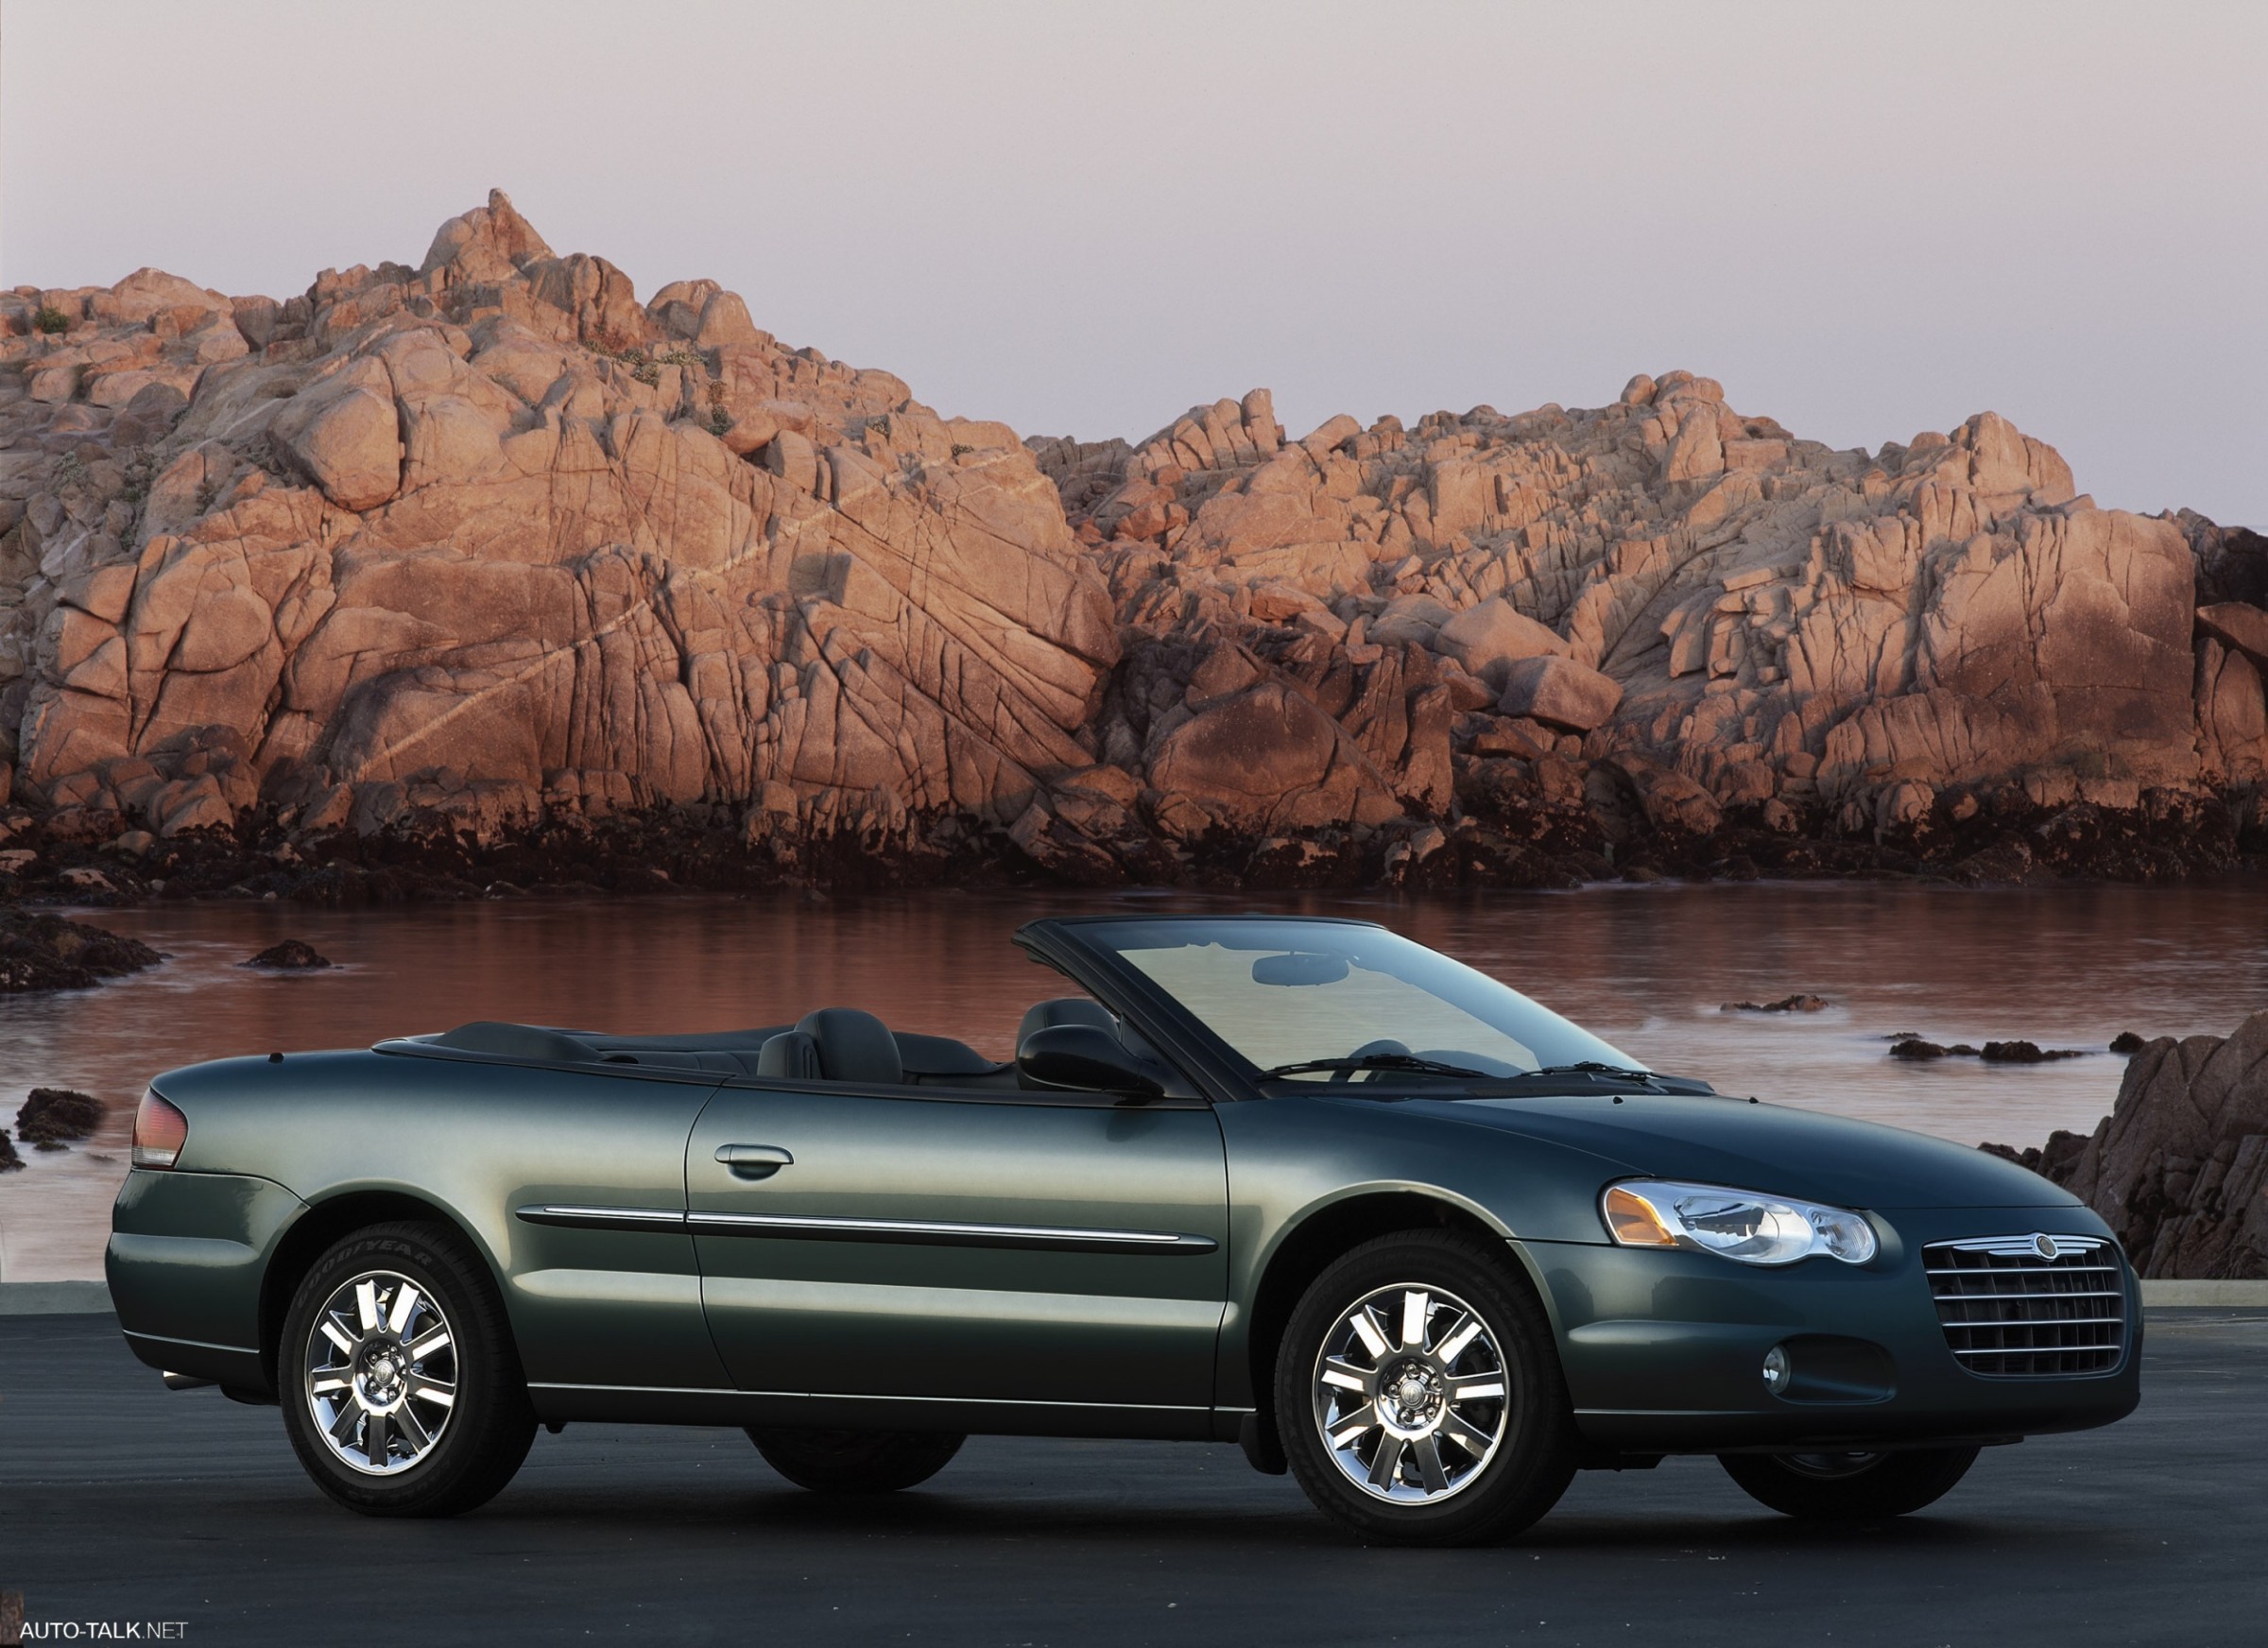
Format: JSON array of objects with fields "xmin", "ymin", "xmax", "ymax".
[
  {"xmin": 132, "ymin": 1089, "xmax": 188, "ymax": 1170},
  {"xmin": 1602, "ymin": 1184, "xmax": 1677, "ymax": 1247}
]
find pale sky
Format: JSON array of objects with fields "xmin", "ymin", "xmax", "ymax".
[{"xmin": 4, "ymin": 1, "xmax": 2261, "ymax": 524}]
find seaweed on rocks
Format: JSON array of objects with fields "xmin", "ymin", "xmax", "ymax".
[
  {"xmin": 0, "ymin": 907, "xmax": 162, "ymax": 993},
  {"xmin": 242, "ymin": 939, "xmax": 332, "ymax": 970},
  {"xmin": 15, "ymin": 1088, "xmax": 103, "ymax": 1145}
]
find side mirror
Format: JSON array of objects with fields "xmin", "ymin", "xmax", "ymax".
[{"xmin": 1018, "ymin": 1024, "xmax": 1167, "ymax": 1100}]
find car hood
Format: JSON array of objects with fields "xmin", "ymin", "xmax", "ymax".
[{"xmin": 1406, "ymin": 1092, "xmax": 2077, "ymax": 1210}]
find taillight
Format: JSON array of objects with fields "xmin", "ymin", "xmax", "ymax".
[{"xmin": 132, "ymin": 1090, "xmax": 188, "ymax": 1169}]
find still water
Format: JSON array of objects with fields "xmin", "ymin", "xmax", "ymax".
[{"xmin": 6, "ymin": 879, "xmax": 2266, "ymax": 1279}]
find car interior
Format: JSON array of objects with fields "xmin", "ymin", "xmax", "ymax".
[{"xmin": 413, "ymin": 997, "xmax": 1135, "ymax": 1091}]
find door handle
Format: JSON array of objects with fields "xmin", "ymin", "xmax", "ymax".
[{"xmin": 714, "ymin": 1143, "xmax": 795, "ymax": 1179}]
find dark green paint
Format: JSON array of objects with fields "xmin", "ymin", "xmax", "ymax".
[{"xmin": 109, "ymin": 917, "xmax": 2139, "ymax": 1455}]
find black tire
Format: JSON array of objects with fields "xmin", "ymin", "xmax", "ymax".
[
  {"xmin": 278, "ymin": 1222, "xmax": 537, "ymax": 1517},
  {"xmin": 1274, "ymin": 1230, "xmax": 1578, "ymax": 1546},
  {"xmin": 1718, "ymin": 1446, "xmax": 1981, "ymax": 1519},
  {"xmin": 747, "ymin": 1427, "xmax": 965, "ymax": 1493}
]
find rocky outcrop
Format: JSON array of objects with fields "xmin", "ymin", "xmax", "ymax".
[
  {"xmin": 1991, "ymin": 1012, "xmax": 2268, "ymax": 1279},
  {"xmin": 1, "ymin": 192, "xmax": 1114, "ymax": 878},
  {"xmin": 0, "ymin": 194, "xmax": 2262, "ymax": 896},
  {"xmin": 14, "ymin": 1087, "xmax": 102, "ymax": 1145},
  {"xmin": 0, "ymin": 906, "xmax": 160, "ymax": 991}
]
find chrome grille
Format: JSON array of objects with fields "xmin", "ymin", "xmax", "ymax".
[{"xmin": 1924, "ymin": 1234, "xmax": 2127, "ymax": 1377}]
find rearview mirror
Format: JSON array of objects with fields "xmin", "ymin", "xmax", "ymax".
[
  {"xmin": 1251, "ymin": 952, "xmax": 1349, "ymax": 987},
  {"xmin": 1018, "ymin": 1024, "xmax": 1166, "ymax": 1100}
]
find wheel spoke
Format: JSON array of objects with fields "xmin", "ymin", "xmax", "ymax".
[
  {"xmin": 408, "ymin": 1330, "xmax": 452, "ymax": 1364},
  {"xmin": 309, "ymin": 1375, "xmax": 350, "ymax": 1398},
  {"xmin": 1320, "ymin": 1357, "xmax": 1369, "ymax": 1394},
  {"xmin": 364, "ymin": 1410, "xmax": 389, "ymax": 1468},
  {"xmin": 387, "ymin": 1284, "xmax": 421, "ymax": 1339},
  {"xmin": 1410, "ymin": 1434, "xmax": 1452, "ymax": 1494},
  {"xmin": 1367, "ymin": 1433, "xmax": 1407, "ymax": 1490},
  {"xmin": 407, "ymin": 1375, "xmax": 455, "ymax": 1410},
  {"xmin": 354, "ymin": 1280, "xmax": 381, "ymax": 1334},
  {"xmin": 393, "ymin": 1402, "xmax": 434, "ymax": 1454},
  {"xmin": 1435, "ymin": 1313, "xmax": 1483, "ymax": 1365},
  {"xmin": 1440, "ymin": 1408, "xmax": 1495, "ymax": 1456},
  {"xmin": 1349, "ymin": 1308, "xmax": 1390, "ymax": 1360},
  {"xmin": 320, "ymin": 1318, "xmax": 357, "ymax": 1356},
  {"xmin": 1328, "ymin": 1404, "xmax": 1378, "ymax": 1448},
  {"xmin": 1452, "ymin": 1377, "xmax": 1505, "ymax": 1401},
  {"xmin": 327, "ymin": 1398, "xmax": 363, "ymax": 1446},
  {"xmin": 1400, "ymin": 1290, "xmax": 1430, "ymax": 1349}
]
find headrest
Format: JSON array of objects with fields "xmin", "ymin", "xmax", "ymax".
[
  {"xmin": 796, "ymin": 1007, "xmax": 902, "ymax": 1086},
  {"xmin": 756, "ymin": 1031, "xmax": 823, "ymax": 1081},
  {"xmin": 1017, "ymin": 997, "xmax": 1113, "ymax": 1056}
]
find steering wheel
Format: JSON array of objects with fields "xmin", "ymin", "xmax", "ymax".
[{"xmin": 1332, "ymin": 1039, "xmax": 1412, "ymax": 1083}]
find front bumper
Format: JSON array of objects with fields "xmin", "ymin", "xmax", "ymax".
[{"xmin": 1518, "ymin": 1205, "xmax": 2142, "ymax": 1454}]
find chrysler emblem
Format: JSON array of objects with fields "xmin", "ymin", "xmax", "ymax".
[{"xmin": 2034, "ymin": 1232, "xmax": 2059, "ymax": 1260}]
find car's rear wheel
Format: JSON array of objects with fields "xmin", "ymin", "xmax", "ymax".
[
  {"xmin": 279, "ymin": 1222, "xmax": 536, "ymax": 1517},
  {"xmin": 746, "ymin": 1427, "xmax": 965, "ymax": 1492},
  {"xmin": 1718, "ymin": 1447, "xmax": 1981, "ymax": 1519},
  {"xmin": 1274, "ymin": 1231, "xmax": 1578, "ymax": 1546}
]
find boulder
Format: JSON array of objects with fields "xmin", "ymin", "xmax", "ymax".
[
  {"xmin": 2198, "ymin": 601, "xmax": 2268, "ymax": 672},
  {"xmin": 1148, "ymin": 683, "xmax": 1341, "ymax": 825},
  {"xmin": 243, "ymin": 939, "xmax": 333, "ymax": 970},
  {"xmin": 270, "ymin": 369, "xmax": 403, "ymax": 510},
  {"xmin": 1498, "ymin": 655, "xmax": 1622, "ymax": 732},
  {"xmin": 2053, "ymin": 1011, "xmax": 2268, "ymax": 1278},
  {"xmin": 15, "ymin": 1087, "xmax": 104, "ymax": 1144},
  {"xmin": 1433, "ymin": 598, "xmax": 1568, "ymax": 685}
]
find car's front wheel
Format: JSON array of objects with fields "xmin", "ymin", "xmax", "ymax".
[
  {"xmin": 279, "ymin": 1222, "xmax": 536, "ymax": 1517},
  {"xmin": 747, "ymin": 1427, "xmax": 965, "ymax": 1492},
  {"xmin": 1275, "ymin": 1231, "xmax": 1579, "ymax": 1546},
  {"xmin": 1718, "ymin": 1447, "xmax": 1981, "ymax": 1519}
]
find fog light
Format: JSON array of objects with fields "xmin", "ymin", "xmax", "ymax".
[{"xmin": 1762, "ymin": 1344, "xmax": 1792, "ymax": 1395}]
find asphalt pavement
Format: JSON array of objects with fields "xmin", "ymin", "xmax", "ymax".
[{"xmin": 3, "ymin": 1309, "xmax": 2261, "ymax": 1647}]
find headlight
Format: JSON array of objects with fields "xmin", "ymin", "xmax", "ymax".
[{"xmin": 1601, "ymin": 1179, "xmax": 1878, "ymax": 1266}]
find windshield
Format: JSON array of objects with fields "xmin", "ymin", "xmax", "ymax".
[{"xmin": 1080, "ymin": 918, "xmax": 1636, "ymax": 1083}]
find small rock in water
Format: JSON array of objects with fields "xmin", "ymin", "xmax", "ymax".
[
  {"xmin": 16, "ymin": 1087, "xmax": 103, "ymax": 1144},
  {"xmin": 2108, "ymin": 1031, "xmax": 2146, "ymax": 1055},
  {"xmin": 242, "ymin": 939, "xmax": 333, "ymax": 970},
  {"xmin": 1888, "ymin": 1036, "xmax": 2082, "ymax": 1063},
  {"xmin": 1980, "ymin": 1039, "xmax": 2088, "ymax": 1063},
  {"xmin": 1720, "ymin": 993, "xmax": 1831, "ymax": 1014},
  {"xmin": 0, "ymin": 1130, "xmax": 22, "ymax": 1173}
]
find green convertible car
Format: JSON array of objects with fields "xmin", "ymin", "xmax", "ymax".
[{"xmin": 110, "ymin": 914, "xmax": 2138, "ymax": 1545}]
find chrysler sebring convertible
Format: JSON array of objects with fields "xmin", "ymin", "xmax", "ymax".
[{"xmin": 109, "ymin": 914, "xmax": 2138, "ymax": 1544}]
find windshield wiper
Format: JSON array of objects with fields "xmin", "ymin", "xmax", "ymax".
[
  {"xmin": 1469, "ymin": 1061, "xmax": 1667, "ymax": 1090},
  {"xmin": 1259, "ymin": 1053, "xmax": 1489, "ymax": 1080}
]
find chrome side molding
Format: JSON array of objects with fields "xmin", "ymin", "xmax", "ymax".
[
  {"xmin": 686, "ymin": 1210, "xmax": 1219, "ymax": 1255},
  {"xmin": 512, "ymin": 1202, "xmax": 1215, "ymax": 1255}
]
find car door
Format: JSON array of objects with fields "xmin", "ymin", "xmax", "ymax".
[{"xmin": 686, "ymin": 1078, "xmax": 1229, "ymax": 1417}]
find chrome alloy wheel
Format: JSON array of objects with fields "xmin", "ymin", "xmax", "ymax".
[
  {"xmin": 302, "ymin": 1269, "xmax": 458, "ymax": 1476},
  {"xmin": 1312, "ymin": 1282, "xmax": 1510, "ymax": 1503}
]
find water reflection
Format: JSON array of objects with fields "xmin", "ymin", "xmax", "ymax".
[{"xmin": 6, "ymin": 879, "xmax": 2264, "ymax": 1279}]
